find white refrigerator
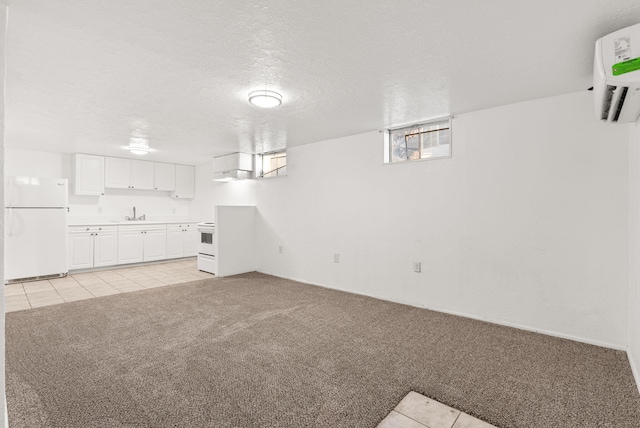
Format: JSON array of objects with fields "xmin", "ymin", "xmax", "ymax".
[{"xmin": 5, "ymin": 176, "xmax": 69, "ymax": 282}]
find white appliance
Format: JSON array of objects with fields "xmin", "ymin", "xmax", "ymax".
[
  {"xmin": 197, "ymin": 222, "xmax": 216, "ymax": 274},
  {"xmin": 594, "ymin": 23, "xmax": 640, "ymax": 123},
  {"xmin": 5, "ymin": 176, "xmax": 69, "ymax": 283}
]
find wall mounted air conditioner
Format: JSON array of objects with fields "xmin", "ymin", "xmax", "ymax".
[
  {"xmin": 594, "ymin": 23, "xmax": 640, "ymax": 123},
  {"xmin": 213, "ymin": 152, "xmax": 254, "ymax": 181}
]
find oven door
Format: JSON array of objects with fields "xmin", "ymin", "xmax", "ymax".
[{"xmin": 198, "ymin": 229, "xmax": 215, "ymax": 255}]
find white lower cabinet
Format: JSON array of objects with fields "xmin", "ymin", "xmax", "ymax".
[
  {"xmin": 117, "ymin": 224, "xmax": 167, "ymax": 265},
  {"xmin": 166, "ymin": 223, "xmax": 198, "ymax": 259},
  {"xmin": 94, "ymin": 232, "xmax": 118, "ymax": 266},
  {"xmin": 69, "ymin": 222, "xmax": 195, "ymax": 270},
  {"xmin": 68, "ymin": 226, "xmax": 118, "ymax": 270},
  {"xmin": 143, "ymin": 228, "xmax": 168, "ymax": 261},
  {"xmin": 117, "ymin": 228, "xmax": 144, "ymax": 264},
  {"xmin": 184, "ymin": 227, "xmax": 198, "ymax": 256}
]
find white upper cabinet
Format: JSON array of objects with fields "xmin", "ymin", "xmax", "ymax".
[
  {"xmin": 74, "ymin": 154, "xmax": 105, "ymax": 196},
  {"xmin": 154, "ymin": 162, "xmax": 176, "ymax": 191},
  {"xmin": 76, "ymin": 154, "xmax": 191, "ymax": 197},
  {"xmin": 131, "ymin": 160, "xmax": 155, "ymax": 189},
  {"xmin": 104, "ymin": 157, "xmax": 131, "ymax": 189},
  {"xmin": 105, "ymin": 157, "xmax": 154, "ymax": 190},
  {"xmin": 172, "ymin": 164, "xmax": 195, "ymax": 199}
]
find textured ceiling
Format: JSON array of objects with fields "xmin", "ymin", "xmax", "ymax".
[{"xmin": 5, "ymin": 1, "xmax": 640, "ymax": 165}]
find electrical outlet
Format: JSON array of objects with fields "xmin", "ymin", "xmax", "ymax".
[
  {"xmin": 413, "ymin": 262, "xmax": 421, "ymax": 273},
  {"xmin": 97, "ymin": 207, "xmax": 102, "ymax": 213},
  {"xmin": 334, "ymin": 253, "xmax": 340, "ymax": 263},
  {"xmin": 279, "ymin": 246, "xmax": 284, "ymax": 254},
  {"xmin": 172, "ymin": 208, "xmax": 176, "ymax": 214}
]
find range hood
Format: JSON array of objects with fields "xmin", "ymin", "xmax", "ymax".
[{"xmin": 213, "ymin": 152, "xmax": 254, "ymax": 181}]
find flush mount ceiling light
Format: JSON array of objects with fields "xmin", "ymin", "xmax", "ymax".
[
  {"xmin": 248, "ymin": 90, "xmax": 282, "ymax": 108},
  {"xmin": 127, "ymin": 137, "xmax": 151, "ymax": 155}
]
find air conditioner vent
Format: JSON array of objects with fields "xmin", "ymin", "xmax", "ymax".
[
  {"xmin": 602, "ymin": 85, "xmax": 616, "ymax": 120},
  {"xmin": 613, "ymin": 86, "xmax": 629, "ymax": 122}
]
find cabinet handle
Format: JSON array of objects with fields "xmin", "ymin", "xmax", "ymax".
[
  {"xmin": 99, "ymin": 227, "xmax": 102, "ymax": 230},
  {"xmin": 86, "ymin": 228, "xmax": 90, "ymax": 231}
]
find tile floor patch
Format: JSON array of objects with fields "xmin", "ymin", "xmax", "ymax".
[
  {"xmin": 4, "ymin": 258, "xmax": 213, "ymax": 312},
  {"xmin": 453, "ymin": 413, "xmax": 497, "ymax": 428},
  {"xmin": 395, "ymin": 391, "xmax": 460, "ymax": 428},
  {"xmin": 378, "ymin": 410, "xmax": 426, "ymax": 428},
  {"xmin": 379, "ymin": 392, "xmax": 498, "ymax": 428}
]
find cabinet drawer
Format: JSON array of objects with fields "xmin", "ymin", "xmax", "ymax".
[
  {"xmin": 167, "ymin": 223, "xmax": 197, "ymax": 231},
  {"xmin": 118, "ymin": 224, "xmax": 167, "ymax": 232},
  {"xmin": 69, "ymin": 225, "xmax": 116, "ymax": 234}
]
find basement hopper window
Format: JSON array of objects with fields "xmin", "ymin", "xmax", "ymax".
[
  {"xmin": 258, "ymin": 150, "xmax": 287, "ymax": 178},
  {"xmin": 384, "ymin": 117, "xmax": 451, "ymax": 163}
]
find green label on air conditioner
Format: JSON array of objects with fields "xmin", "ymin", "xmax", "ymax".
[{"xmin": 612, "ymin": 57, "xmax": 640, "ymax": 76}]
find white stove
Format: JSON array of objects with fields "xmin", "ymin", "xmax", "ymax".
[{"xmin": 197, "ymin": 222, "xmax": 216, "ymax": 274}]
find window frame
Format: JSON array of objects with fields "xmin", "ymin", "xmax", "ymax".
[
  {"xmin": 256, "ymin": 149, "xmax": 287, "ymax": 179},
  {"xmin": 383, "ymin": 117, "xmax": 452, "ymax": 164}
]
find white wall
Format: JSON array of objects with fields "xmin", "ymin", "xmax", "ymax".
[
  {"xmin": 189, "ymin": 161, "xmax": 257, "ymax": 222},
  {"xmin": 628, "ymin": 120, "xmax": 640, "ymax": 392},
  {"xmin": 5, "ymin": 149, "xmax": 192, "ymax": 223},
  {"xmin": 256, "ymin": 91, "xmax": 630, "ymax": 349},
  {"xmin": 0, "ymin": 4, "xmax": 7, "ymax": 427}
]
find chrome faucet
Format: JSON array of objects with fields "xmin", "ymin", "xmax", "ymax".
[{"xmin": 125, "ymin": 206, "xmax": 145, "ymax": 221}]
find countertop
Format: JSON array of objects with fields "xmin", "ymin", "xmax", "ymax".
[{"xmin": 68, "ymin": 220, "xmax": 199, "ymax": 227}]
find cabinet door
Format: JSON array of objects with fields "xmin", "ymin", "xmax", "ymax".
[
  {"xmin": 74, "ymin": 154, "xmax": 105, "ymax": 196},
  {"xmin": 183, "ymin": 227, "xmax": 199, "ymax": 257},
  {"xmin": 131, "ymin": 160, "xmax": 155, "ymax": 190},
  {"xmin": 68, "ymin": 232, "xmax": 94, "ymax": 270},
  {"xmin": 166, "ymin": 226, "xmax": 184, "ymax": 259},
  {"xmin": 154, "ymin": 163, "xmax": 176, "ymax": 191},
  {"xmin": 143, "ymin": 229, "xmax": 167, "ymax": 261},
  {"xmin": 105, "ymin": 157, "xmax": 131, "ymax": 189},
  {"xmin": 171, "ymin": 164, "xmax": 195, "ymax": 199},
  {"xmin": 94, "ymin": 232, "xmax": 118, "ymax": 267},
  {"xmin": 117, "ymin": 229, "xmax": 144, "ymax": 264}
]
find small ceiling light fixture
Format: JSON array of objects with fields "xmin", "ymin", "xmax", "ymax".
[
  {"xmin": 248, "ymin": 90, "xmax": 282, "ymax": 108},
  {"xmin": 128, "ymin": 137, "xmax": 151, "ymax": 155}
]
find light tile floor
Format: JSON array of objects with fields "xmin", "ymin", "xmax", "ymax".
[
  {"xmin": 378, "ymin": 391, "xmax": 497, "ymax": 428},
  {"xmin": 4, "ymin": 258, "xmax": 214, "ymax": 313}
]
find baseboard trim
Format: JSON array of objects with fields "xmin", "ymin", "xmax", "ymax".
[
  {"xmin": 628, "ymin": 349, "xmax": 640, "ymax": 396},
  {"xmin": 259, "ymin": 270, "xmax": 627, "ymax": 352}
]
